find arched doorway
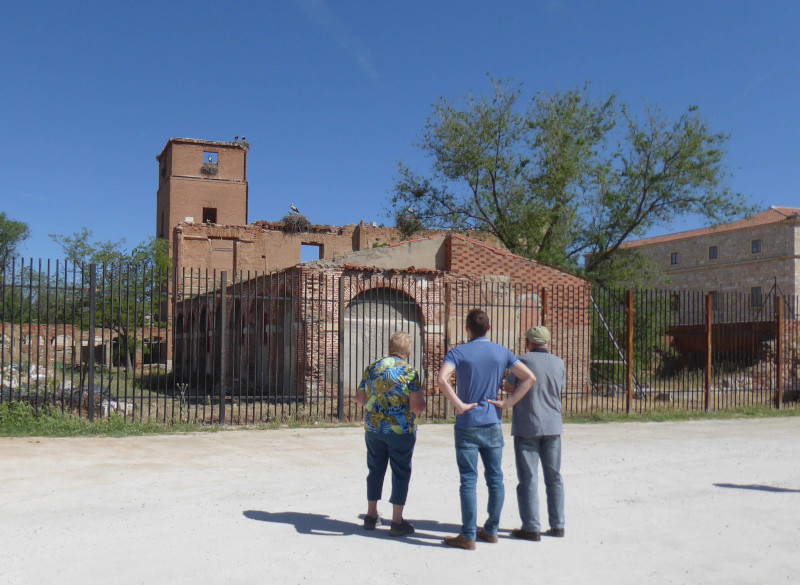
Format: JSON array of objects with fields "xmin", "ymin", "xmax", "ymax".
[{"xmin": 342, "ymin": 287, "xmax": 424, "ymax": 392}]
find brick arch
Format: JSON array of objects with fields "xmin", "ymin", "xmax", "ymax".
[
  {"xmin": 341, "ymin": 285, "xmax": 426, "ymax": 391},
  {"xmin": 338, "ymin": 272, "xmax": 437, "ymax": 328}
]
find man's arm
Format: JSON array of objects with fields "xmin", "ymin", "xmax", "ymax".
[
  {"xmin": 354, "ymin": 389, "xmax": 367, "ymax": 405},
  {"xmin": 409, "ymin": 390, "xmax": 426, "ymax": 415},
  {"xmin": 437, "ymin": 362, "xmax": 477, "ymax": 415},
  {"xmin": 488, "ymin": 361, "xmax": 536, "ymax": 411}
]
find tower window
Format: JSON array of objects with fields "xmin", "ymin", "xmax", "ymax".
[
  {"xmin": 202, "ymin": 208, "xmax": 217, "ymax": 224},
  {"xmin": 201, "ymin": 152, "xmax": 219, "ymax": 176},
  {"xmin": 751, "ymin": 239, "xmax": 762, "ymax": 254},
  {"xmin": 670, "ymin": 252, "xmax": 679, "ymax": 265},
  {"xmin": 708, "ymin": 246, "xmax": 718, "ymax": 260}
]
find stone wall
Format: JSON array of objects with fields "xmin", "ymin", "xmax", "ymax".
[{"xmin": 631, "ymin": 220, "xmax": 799, "ymax": 297}]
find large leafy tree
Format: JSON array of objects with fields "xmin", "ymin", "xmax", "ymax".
[
  {"xmin": 390, "ymin": 79, "xmax": 754, "ymax": 286},
  {"xmin": 0, "ymin": 212, "xmax": 31, "ymax": 272}
]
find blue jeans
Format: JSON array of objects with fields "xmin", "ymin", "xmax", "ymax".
[
  {"xmin": 514, "ymin": 435, "xmax": 565, "ymax": 532},
  {"xmin": 365, "ymin": 431, "xmax": 416, "ymax": 506},
  {"xmin": 454, "ymin": 424, "xmax": 505, "ymax": 539}
]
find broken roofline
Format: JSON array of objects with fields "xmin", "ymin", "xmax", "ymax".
[{"xmin": 156, "ymin": 137, "xmax": 248, "ymax": 161}]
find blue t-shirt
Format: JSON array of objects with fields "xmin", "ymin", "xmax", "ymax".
[{"xmin": 443, "ymin": 337, "xmax": 519, "ymax": 428}]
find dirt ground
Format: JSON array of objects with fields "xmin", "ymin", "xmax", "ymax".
[{"xmin": 1, "ymin": 417, "xmax": 799, "ymax": 585}]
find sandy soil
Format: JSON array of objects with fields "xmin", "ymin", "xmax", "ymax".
[{"xmin": 1, "ymin": 418, "xmax": 798, "ymax": 585}]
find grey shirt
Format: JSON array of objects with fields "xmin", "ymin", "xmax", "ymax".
[{"xmin": 506, "ymin": 348, "xmax": 565, "ymax": 437}]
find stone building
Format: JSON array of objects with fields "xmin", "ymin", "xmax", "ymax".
[{"xmin": 621, "ymin": 206, "xmax": 800, "ymax": 307}]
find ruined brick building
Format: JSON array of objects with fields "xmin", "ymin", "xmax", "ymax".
[
  {"xmin": 156, "ymin": 137, "xmax": 473, "ymax": 279},
  {"xmin": 158, "ymin": 138, "xmax": 592, "ymax": 408}
]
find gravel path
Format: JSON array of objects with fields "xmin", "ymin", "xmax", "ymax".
[{"xmin": 2, "ymin": 418, "xmax": 798, "ymax": 585}]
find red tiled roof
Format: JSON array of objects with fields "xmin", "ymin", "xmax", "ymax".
[
  {"xmin": 448, "ymin": 233, "xmax": 590, "ymax": 281},
  {"xmin": 620, "ymin": 207, "xmax": 800, "ymax": 249}
]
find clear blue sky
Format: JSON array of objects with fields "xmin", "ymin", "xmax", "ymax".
[{"xmin": 2, "ymin": 0, "xmax": 798, "ymax": 262}]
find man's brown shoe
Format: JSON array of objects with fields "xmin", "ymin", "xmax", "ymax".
[
  {"xmin": 511, "ymin": 528, "xmax": 541, "ymax": 541},
  {"xmin": 548, "ymin": 528, "xmax": 565, "ymax": 538},
  {"xmin": 443, "ymin": 534, "xmax": 476, "ymax": 550},
  {"xmin": 476, "ymin": 528, "xmax": 498, "ymax": 543}
]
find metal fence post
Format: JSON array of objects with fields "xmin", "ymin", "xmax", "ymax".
[
  {"xmin": 443, "ymin": 282, "xmax": 452, "ymax": 420},
  {"xmin": 87, "ymin": 264, "xmax": 96, "ymax": 423},
  {"xmin": 776, "ymin": 296, "xmax": 784, "ymax": 409},
  {"xmin": 541, "ymin": 286, "xmax": 549, "ymax": 327},
  {"xmin": 626, "ymin": 290, "xmax": 634, "ymax": 414},
  {"xmin": 218, "ymin": 272, "xmax": 227, "ymax": 426},
  {"xmin": 337, "ymin": 276, "xmax": 344, "ymax": 422},
  {"xmin": 705, "ymin": 293, "xmax": 713, "ymax": 412}
]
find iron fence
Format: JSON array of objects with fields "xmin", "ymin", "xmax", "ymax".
[
  {"xmin": 2, "ymin": 259, "xmax": 799, "ymax": 425},
  {"xmin": 589, "ymin": 287, "xmax": 800, "ymax": 414}
]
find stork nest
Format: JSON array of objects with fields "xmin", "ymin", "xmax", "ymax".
[
  {"xmin": 395, "ymin": 211, "xmax": 423, "ymax": 237},
  {"xmin": 201, "ymin": 162, "xmax": 219, "ymax": 176},
  {"xmin": 281, "ymin": 214, "xmax": 312, "ymax": 233}
]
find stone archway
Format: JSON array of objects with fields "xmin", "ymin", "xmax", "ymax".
[{"xmin": 342, "ymin": 287, "xmax": 424, "ymax": 392}]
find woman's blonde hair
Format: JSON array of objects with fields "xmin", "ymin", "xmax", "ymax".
[{"xmin": 389, "ymin": 331, "xmax": 412, "ymax": 358}]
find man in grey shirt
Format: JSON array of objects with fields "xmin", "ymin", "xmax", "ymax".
[{"xmin": 504, "ymin": 325, "xmax": 565, "ymax": 541}]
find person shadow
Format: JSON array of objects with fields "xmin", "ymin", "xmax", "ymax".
[
  {"xmin": 713, "ymin": 483, "xmax": 800, "ymax": 493},
  {"xmin": 243, "ymin": 511, "xmax": 463, "ymax": 547}
]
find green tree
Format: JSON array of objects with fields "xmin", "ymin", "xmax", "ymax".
[
  {"xmin": 49, "ymin": 229, "xmax": 171, "ymax": 370},
  {"xmin": 390, "ymin": 78, "xmax": 755, "ymax": 286},
  {"xmin": 0, "ymin": 212, "xmax": 31, "ymax": 272}
]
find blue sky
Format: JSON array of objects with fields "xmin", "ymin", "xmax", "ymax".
[{"xmin": 2, "ymin": 0, "xmax": 798, "ymax": 262}]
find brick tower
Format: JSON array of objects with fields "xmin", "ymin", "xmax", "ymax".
[{"xmin": 156, "ymin": 138, "xmax": 249, "ymax": 259}]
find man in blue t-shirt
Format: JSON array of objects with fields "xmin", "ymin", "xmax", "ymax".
[{"xmin": 437, "ymin": 309, "xmax": 536, "ymax": 550}]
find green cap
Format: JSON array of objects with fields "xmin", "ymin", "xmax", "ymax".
[{"xmin": 525, "ymin": 325, "xmax": 550, "ymax": 345}]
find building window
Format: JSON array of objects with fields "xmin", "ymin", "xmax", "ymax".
[
  {"xmin": 201, "ymin": 152, "xmax": 219, "ymax": 176},
  {"xmin": 708, "ymin": 246, "xmax": 718, "ymax": 260},
  {"xmin": 670, "ymin": 252, "xmax": 679, "ymax": 265},
  {"xmin": 202, "ymin": 207, "xmax": 217, "ymax": 224},
  {"xmin": 751, "ymin": 239, "xmax": 762, "ymax": 254},
  {"xmin": 301, "ymin": 243, "xmax": 322, "ymax": 262},
  {"xmin": 708, "ymin": 290, "xmax": 719, "ymax": 309},
  {"xmin": 750, "ymin": 286, "xmax": 762, "ymax": 307}
]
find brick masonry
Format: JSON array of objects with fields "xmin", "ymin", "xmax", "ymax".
[{"xmin": 173, "ymin": 235, "xmax": 592, "ymax": 400}]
